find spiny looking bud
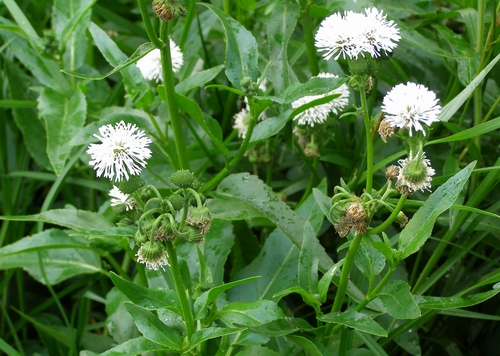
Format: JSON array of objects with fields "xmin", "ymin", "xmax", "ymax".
[
  {"xmin": 136, "ymin": 241, "xmax": 169, "ymax": 270},
  {"xmin": 170, "ymin": 169, "xmax": 196, "ymax": 188},
  {"xmin": 378, "ymin": 118, "xmax": 397, "ymax": 143},
  {"xmin": 118, "ymin": 176, "xmax": 145, "ymax": 194},
  {"xmin": 167, "ymin": 194, "xmax": 184, "ymax": 210},
  {"xmin": 152, "ymin": 0, "xmax": 186, "ymax": 22},
  {"xmin": 345, "ymin": 202, "xmax": 366, "ymax": 224},
  {"xmin": 186, "ymin": 206, "xmax": 213, "ymax": 234}
]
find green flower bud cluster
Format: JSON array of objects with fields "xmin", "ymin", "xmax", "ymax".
[
  {"xmin": 240, "ymin": 77, "xmax": 260, "ymax": 97},
  {"xmin": 152, "ymin": 0, "xmax": 186, "ymax": 21}
]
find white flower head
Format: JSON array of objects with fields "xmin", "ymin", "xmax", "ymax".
[
  {"xmin": 292, "ymin": 73, "xmax": 350, "ymax": 127},
  {"xmin": 315, "ymin": 8, "xmax": 400, "ymax": 61},
  {"xmin": 396, "ymin": 152, "xmax": 436, "ymax": 194},
  {"xmin": 87, "ymin": 121, "xmax": 152, "ymax": 182},
  {"xmin": 136, "ymin": 39, "xmax": 184, "ymax": 82},
  {"xmin": 233, "ymin": 107, "xmax": 251, "ymax": 139},
  {"xmin": 136, "ymin": 241, "xmax": 169, "ymax": 271},
  {"xmin": 109, "ymin": 186, "xmax": 135, "ymax": 211},
  {"xmin": 382, "ymin": 82, "xmax": 441, "ymax": 136}
]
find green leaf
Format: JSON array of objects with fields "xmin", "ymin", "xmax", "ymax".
[
  {"xmin": 0, "ymin": 338, "xmax": 22, "ymax": 356},
  {"xmin": 428, "ymin": 116, "xmax": 500, "ymax": 145},
  {"xmin": 248, "ymin": 318, "xmax": 314, "ymax": 337},
  {"xmin": 354, "ymin": 330, "xmax": 390, "ymax": 356},
  {"xmin": 53, "ymin": 0, "xmax": 96, "ymax": 71},
  {"xmin": 194, "ymin": 276, "xmax": 260, "ymax": 320},
  {"xmin": 214, "ymin": 173, "xmax": 332, "ymax": 272},
  {"xmin": 174, "ymin": 92, "xmax": 233, "ymax": 157},
  {"xmin": 250, "ymin": 109, "xmax": 292, "ymax": 143},
  {"xmin": 354, "ymin": 243, "xmax": 386, "ymax": 281},
  {"xmin": 263, "ymin": 3, "xmax": 299, "ymax": 94},
  {"xmin": 263, "ymin": 77, "xmax": 347, "ymax": 104},
  {"xmin": 62, "ymin": 42, "xmax": 156, "ymax": 80},
  {"xmin": 218, "ymin": 300, "xmax": 286, "ymax": 327},
  {"xmin": 3, "ymin": 0, "xmax": 43, "ymax": 49},
  {"xmin": 88, "ymin": 22, "xmax": 148, "ymax": 100},
  {"xmin": 273, "ymin": 286, "xmax": 321, "ymax": 313},
  {"xmin": 317, "ymin": 260, "xmax": 343, "ymax": 303},
  {"xmin": 440, "ymin": 52, "xmax": 500, "ymax": 122},
  {"xmin": 377, "ymin": 280, "xmax": 421, "ymax": 319},
  {"xmin": 414, "ymin": 288, "xmax": 500, "ymax": 310},
  {"xmin": 234, "ymin": 346, "xmax": 283, "ymax": 356},
  {"xmin": 90, "ymin": 336, "xmax": 164, "ymax": 356},
  {"xmin": 175, "ymin": 64, "xmax": 225, "ymax": 94},
  {"xmin": 199, "ymin": 3, "xmax": 259, "ymax": 89},
  {"xmin": 398, "ymin": 162, "xmax": 476, "ymax": 259},
  {"xmin": 105, "ymin": 288, "xmax": 140, "ymax": 344},
  {"xmin": 0, "ymin": 229, "xmax": 102, "ymax": 285},
  {"xmin": 124, "ymin": 303, "xmax": 182, "ymax": 351},
  {"xmin": 298, "ymin": 221, "xmax": 319, "ymax": 295},
  {"xmin": 185, "ymin": 327, "xmax": 247, "ymax": 352},
  {"xmin": 286, "ymin": 335, "xmax": 330, "ymax": 356},
  {"xmin": 6, "ymin": 61, "xmax": 51, "ymax": 170},
  {"xmin": 207, "ymin": 198, "xmax": 265, "ymax": 220},
  {"xmin": 318, "ymin": 311, "xmax": 388, "ymax": 337},
  {"xmin": 37, "ymin": 87, "xmax": 86, "ymax": 175},
  {"xmin": 0, "ymin": 19, "xmax": 71, "ymax": 93},
  {"xmin": 110, "ymin": 272, "xmax": 180, "ymax": 313},
  {"xmin": 0, "ymin": 209, "xmax": 114, "ymax": 231},
  {"xmin": 399, "ymin": 24, "xmax": 455, "ymax": 59}
]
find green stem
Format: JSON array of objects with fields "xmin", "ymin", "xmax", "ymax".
[
  {"xmin": 368, "ymin": 194, "xmax": 406, "ymax": 235},
  {"xmin": 136, "ymin": 0, "xmax": 163, "ymax": 48},
  {"xmin": 359, "ymin": 81, "xmax": 373, "ymax": 196},
  {"xmin": 325, "ymin": 233, "xmax": 363, "ymax": 338},
  {"xmin": 298, "ymin": 0, "xmax": 319, "ymax": 76},
  {"xmin": 164, "ymin": 241, "xmax": 195, "ymax": 338},
  {"xmin": 160, "ymin": 22, "xmax": 190, "ymax": 170}
]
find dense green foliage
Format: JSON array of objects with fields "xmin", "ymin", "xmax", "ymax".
[{"xmin": 1, "ymin": 0, "xmax": 500, "ymax": 355}]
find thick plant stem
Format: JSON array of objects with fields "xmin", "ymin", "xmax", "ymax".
[
  {"xmin": 299, "ymin": 0, "xmax": 319, "ymax": 76},
  {"xmin": 164, "ymin": 241, "xmax": 195, "ymax": 338},
  {"xmin": 359, "ymin": 81, "xmax": 373, "ymax": 196},
  {"xmin": 160, "ymin": 22, "xmax": 190, "ymax": 170},
  {"xmin": 136, "ymin": 0, "xmax": 163, "ymax": 48},
  {"xmin": 325, "ymin": 233, "xmax": 363, "ymax": 338}
]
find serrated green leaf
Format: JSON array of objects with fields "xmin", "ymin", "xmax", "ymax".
[
  {"xmin": 110, "ymin": 272, "xmax": 180, "ymax": 313},
  {"xmin": 398, "ymin": 162, "xmax": 475, "ymax": 259},
  {"xmin": 354, "ymin": 243, "xmax": 386, "ymax": 280},
  {"xmin": 124, "ymin": 303, "xmax": 182, "ymax": 351},
  {"xmin": 199, "ymin": 3, "xmax": 258, "ymax": 89},
  {"xmin": 37, "ymin": 86, "xmax": 86, "ymax": 175},
  {"xmin": 414, "ymin": 288, "xmax": 500, "ymax": 310},
  {"xmin": 318, "ymin": 311, "xmax": 388, "ymax": 337},
  {"xmin": 218, "ymin": 300, "xmax": 286, "ymax": 327},
  {"xmin": 377, "ymin": 280, "xmax": 420, "ymax": 319}
]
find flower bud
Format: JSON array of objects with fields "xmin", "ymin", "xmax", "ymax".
[
  {"xmin": 180, "ymin": 225, "xmax": 205, "ymax": 243},
  {"xmin": 136, "ymin": 241, "xmax": 169, "ymax": 270},
  {"xmin": 395, "ymin": 211, "xmax": 408, "ymax": 228},
  {"xmin": 378, "ymin": 118, "xmax": 397, "ymax": 143},
  {"xmin": 155, "ymin": 219, "xmax": 176, "ymax": 241},
  {"xmin": 134, "ymin": 230, "xmax": 148, "ymax": 245},
  {"xmin": 152, "ymin": 0, "xmax": 186, "ymax": 21},
  {"xmin": 167, "ymin": 194, "xmax": 184, "ymax": 210},
  {"xmin": 334, "ymin": 216, "xmax": 351, "ymax": 238},
  {"xmin": 118, "ymin": 176, "xmax": 145, "ymax": 194},
  {"xmin": 170, "ymin": 169, "xmax": 196, "ymax": 188},
  {"xmin": 345, "ymin": 202, "xmax": 366, "ymax": 224},
  {"xmin": 186, "ymin": 206, "xmax": 213, "ymax": 234},
  {"xmin": 385, "ymin": 165, "xmax": 399, "ymax": 181}
]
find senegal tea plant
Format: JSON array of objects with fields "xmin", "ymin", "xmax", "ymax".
[{"xmin": 1, "ymin": 1, "xmax": 500, "ymax": 355}]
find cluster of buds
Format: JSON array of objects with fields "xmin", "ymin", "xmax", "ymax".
[
  {"xmin": 121, "ymin": 169, "xmax": 212, "ymax": 270},
  {"xmin": 333, "ymin": 201, "xmax": 368, "ymax": 237},
  {"xmin": 240, "ymin": 77, "xmax": 260, "ymax": 97}
]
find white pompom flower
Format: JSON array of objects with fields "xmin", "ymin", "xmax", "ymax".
[
  {"xmin": 136, "ymin": 39, "xmax": 184, "ymax": 82},
  {"xmin": 87, "ymin": 121, "xmax": 152, "ymax": 182},
  {"xmin": 315, "ymin": 8, "xmax": 400, "ymax": 61},
  {"xmin": 382, "ymin": 82, "xmax": 441, "ymax": 136},
  {"xmin": 109, "ymin": 186, "xmax": 134, "ymax": 211},
  {"xmin": 396, "ymin": 152, "xmax": 436, "ymax": 194},
  {"xmin": 292, "ymin": 73, "xmax": 350, "ymax": 127}
]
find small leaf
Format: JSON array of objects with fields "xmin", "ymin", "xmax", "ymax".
[
  {"xmin": 248, "ymin": 318, "xmax": 314, "ymax": 337},
  {"xmin": 124, "ymin": 303, "xmax": 182, "ymax": 351},
  {"xmin": 318, "ymin": 260, "xmax": 343, "ymax": 303},
  {"xmin": 298, "ymin": 221, "xmax": 319, "ymax": 295},
  {"xmin": 185, "ymin": 327, "xmax": 246, "ymax": 352},
  {"xmin": 428, "ymin": 116, "xmax": 500, "ymax": 145},
  {"xmin": 175, "ymin": 64, "xmax": 225, "ymax": 94},
  {"xmin": 273, "ymin": 286, "xmax": 321, "ymax": 313},
  {"xmin": 95, "ymin": 336, "xmax": 164, "ymax": 356},
  {"xmin": 414, "ymin": 288, "xmax": 500, "ymax": 310},
  {"xmin": 377, "ymin": 280, "xmax": 421, "ymax": 319},
  {"xmin": 218, "ymin": 300, "xmax": 286, "ymax": 327},
  {"xmin": 318, "ymin": 311, "xmax": 388, "ymax": 337},
  {"xmin": 398, "ymin": 162, "xmax": 475, "ymax": 259},
  {"xmin": 286, "ymin": 335, "xmax": 330, "ymax": 356}
]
